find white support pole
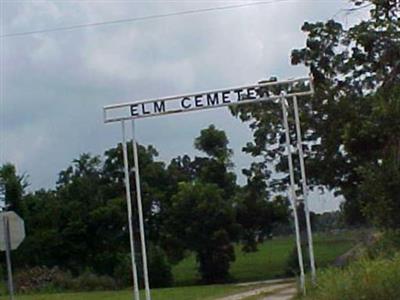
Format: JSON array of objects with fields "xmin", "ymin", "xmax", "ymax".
[
  {"xmin": 121, "ymin": 121, "xmax": 140, "ymax": 300},
  {"xmin": 131, "ymin": 120, "xmax": 151, "ymax": 300},
  {"xmin": 281, "ymin": 98, "xmax": 306, "ymax": 295},
  {"xmin": 293, "ymin": 95, "xmax": 317, "ymax": 284}
]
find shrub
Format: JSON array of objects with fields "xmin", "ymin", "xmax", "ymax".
[
  {"xmin": 69, "ymin": 271, "xmax": 117, "ymax": 291},
  {"xmin": 113, "ymin": 246, "xmax": 173, "ymax": 289},
  {"xmin": 285, "ymin": 245, "xmax": 311, "ymax": 276},
  {"xmin": 302, "ymin": 253, "xmax": 400, "ymax": 300},
  {"xmin": 14, "ymin": 266, "xmax": 72, "ymax": 293},
  {"xmin": 148, "ymin": 245, "xmax": 173, "ymax": 288},
  {"xmin": 364, "ymin": 230, "xmax": 400, "ymax": 259},
  {"xmin": 14, "ymin": 266, "xmax": 117, "ymax": 293},
  {"xmin": 113, "ymin": 253, "xmax": 132, "ymax": 287}
]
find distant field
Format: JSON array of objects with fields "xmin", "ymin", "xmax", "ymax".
[{"xmin": 172, "ymin": 232, "xmax": 357, "ymax": 286}]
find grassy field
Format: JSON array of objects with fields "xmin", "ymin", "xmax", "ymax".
[
  {"xmin": 173, "ymin": 232, "xmax": 356, "ymax": 286},
  {"xmin": 1, "ymin": 232, "xmax": 357, "ymax": 300},
  {"xmin": 300, "ymin": 253, "xmax": 400, "ymax": 300},
  {"xmin": 0, "ymin": 284, "xmax": 253, "ymax": 300}
]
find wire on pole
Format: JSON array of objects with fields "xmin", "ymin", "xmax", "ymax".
[{"xmin": 1, "ymin": 0, "xmax": 292, "ymax": 38}]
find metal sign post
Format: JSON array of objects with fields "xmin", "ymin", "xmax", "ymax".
[
  {"xmin": 0, "ymin": 211, "xmax": 26, "ymax": 300},
  {"xmin": 121, "ymin": 121, "xmax": 140, "ymax": 300},
  {"xmin": 104, "ymin": 76, "xmax": 316, "ymax": 297},
  {"xmin": 293, "ymin": 95, "xmax": 316, "ymax": 284},
  {"xmin": 3, "ymin": 215, "xmax": 14, "ymax": 300},
  {"xmin": 281, "ymin": 98, "xmax": 306, "ymax": 295}
]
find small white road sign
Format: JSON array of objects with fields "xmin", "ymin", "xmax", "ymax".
[{"xmin": 0, "ymin": 212, "xmax": 25, "ymax": 251}]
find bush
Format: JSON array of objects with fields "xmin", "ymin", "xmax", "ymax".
[
  {"xmin": 113, "ymin": 246, "xmax": 173, "ymax": 289},
  {"xmin": 113, "ymin": 253, "xmax": 132, "ymax": 287},
  {"xmin": 14, "ymin": 266, "xmax": 72, "ymax": 293},
  {"xmin": 301, "ymin": 253, "xmax": 400, "ymax": 300},
  {"xmin": 364, "ymin": 230, "xmax": 400, "ymax": 259},
  {"xmin": 69, "ymin": 271, "xmax": 117, "ymax": 291},
  {"xmin": 148, "ymin": 245, "xmax": 173, "ymax": 288},
  {"xmin": 14, "ymin": 266, "xmax": 117, "ymax": 293},
  {"xmin": 285, "ymin": 245, "xmax": 311, "ymax": 276}
]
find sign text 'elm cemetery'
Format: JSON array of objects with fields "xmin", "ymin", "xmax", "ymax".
[{"xmin": 103, "ymin": 77, "xmax": 313, "ymax": 123}]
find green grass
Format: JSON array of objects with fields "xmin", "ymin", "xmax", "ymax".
[
  {"xmin": 0, "ymin": 283, "xmax": 265, "ymax": 300},
  {"xmin": 300, "ymin": 252, "xmax": 400, "ymax": 300},
  {"xmin": 173, "ymin": 232, "xmax": 356, "ymax": 286}
]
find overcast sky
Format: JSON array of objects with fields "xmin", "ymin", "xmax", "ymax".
[{"xmin": 1, "ymin": 0, "xmax": 366, "ymax": 213}]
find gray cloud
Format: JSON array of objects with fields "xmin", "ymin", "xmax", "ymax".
[{"xmin": 2, "ymin": 0, "xmax": 354, "ymax": 212}]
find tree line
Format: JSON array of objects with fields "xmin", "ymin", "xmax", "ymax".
[{"xmin": 1, "ymin": 125, "xmax": 290, "ymax": 287}]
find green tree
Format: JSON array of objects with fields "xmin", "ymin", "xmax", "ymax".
[
  {"xmin": 14, "ymin": 189, "xmax": 61, "ymax": 268},
  {"xmin": 232, "ymin": 0, "xmax": 399, "ymax": 227},
  {"xmin": 163, "ymin": 126, "xmax": 239, "ymax": 283},
  {"xmin": 55, "ymin": 153, "xmax": 124, "ymax": 275},
  {"xmin": 291, "ymin": 0, "xmax": 399, "ymax": 227},
  {"xmin": 166, "ymin": 182, "xmax": 238, "ymax": 283},
  {"xmin": 15, "ymin": 142, "xmax": 175, "ymax": 287},
  {"xmin": 0, "ymin": 163, "xmax": 27, "ymax": 215},
  {"xmin": 102, "ymin": 142, "xmax": 176, "ymax": 287},
  {"xmin": 236, "ymin": 163, "xmax": 290, "ymax": 252},
  {"xmin": 194, "ymin": 125, "xmax": 233, "ymax": 164},
  {"xmin": 102, "ymin": 142, "xmax": 171, "ymax": 244},
  {"xmin": 192, "ymin": 125, "xmax": 237, "ymax": 198},
  {"xmin": 353, "ymin": 86, "xmax": 400, "ymax": 228}
]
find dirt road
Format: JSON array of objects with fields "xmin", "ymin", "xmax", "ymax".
[{"xmin": 216, "ymin": 278, "xmax": 297, "ymax": 300}]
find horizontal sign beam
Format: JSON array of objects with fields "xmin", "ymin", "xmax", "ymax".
[{"xmin": 104, "ymin": 77, "xmax": 313, "ymax": 123}]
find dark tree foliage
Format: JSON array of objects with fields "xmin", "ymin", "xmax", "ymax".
[
  {"xmin": 163, "ymin": 125, "xmax": 240, "ymax": 283},
  {"xmin": 291, "ymin": 0, "xmax": 400, "ymax": 227},
  {"xmin": 192, "ymin": 124, "xmax": 237, "ymax": 198},
  {"xmin": 232, "ymin": 0, "xmax": 400, "ymax": 227},
  {"xmin": 355, "ymin": 87, "xmax": 400, "ymax": 228},
  {"xmin": 15, "ymin": 189, "xmax": 61, "ymax": 268},
  {"xmin": 236, "ymin": 164, "xmax": 290, "ymax": 252},
  {"xmin": 0, "ymin": 163, "xmax": 27, "ymax": 216},
  {"xmin": 9, "ymin": 147, "xmax": 173, "ymax": 288},
  {"xmin": 165, "ymin": 182, "xmax": 238, "ymax": 283},
  {"xmin": 194, "ymin": 124, "xmax": 233, "ymax": 164},
  {"xmin": 167, "ymin": 155, "xmax": 193, "ymax": 187},
  {"xmin": 147, "ymin": 244, "xmax": 173, "ymax": 287},
  {"xmin": 102, "ymin": 143, "xmax": 171, "ymax": 243},
  {"xmin": 54, "ymin": 154, "xmax": 127, "ymax": 275},
  {"xmin": 4, "ymin": 125, "xmax": 298, "ymax": 286}
]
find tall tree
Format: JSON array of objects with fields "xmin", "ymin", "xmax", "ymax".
[
  {"xmin": 236, "ymin": 162, "xmax": 290, "ymax": 252},
  {"xmin": 192, "ymin": 125, "xmax": 237, "ymax": 198},
  {"xmin": 102, "ymin": 142, "xmax": 170, "ymax": 243},
  {"xmin": 232, "ymin": 0, "xmax": 400, "ymax": 227},
  {"xmin": 14, "ymin": 189, "xmax": 61, "ymax": 268},
  {"xmin": 353, "ymin": 86, "xmax": 400, "ymax": 228},
  {"xmin": 163, "ymin": 125, "xmax": 239, "ymax": 283},
  {"xmin": 194, "ymin": 125, "xmax": 233, "ymax": 164},
  {"xmin": 290, "ymin": 0, "xmax": 399, "ymax": 227},
  {"xmin": 165, "ymin": 181, "xmax": 238, "ymax": 283},
  {"xmin": 0, "ymin": 163, "xmax": 27, "ymax": 215},
  {"xmin": 55, "ymin": 153, "xmax": 120, "ymax": 274}
]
